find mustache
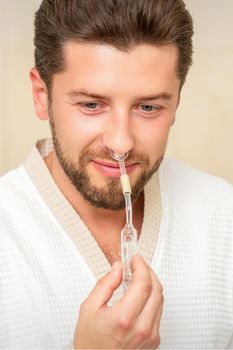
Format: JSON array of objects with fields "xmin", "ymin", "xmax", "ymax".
[{"xmin": 79, "ymin": 148, "xmax": 150, "ymax": 166}]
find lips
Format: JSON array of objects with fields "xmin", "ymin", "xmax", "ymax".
[
  {"xmin": 91, "ymin": 160, "xmax": 138, "ymax": 177},
  {"xmin": 94, "ymin": 160, "xmax": 136, "ymax": 168}
]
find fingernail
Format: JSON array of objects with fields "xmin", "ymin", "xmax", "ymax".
[{"xmin": 112, "ymin": 261, "xmax": 120, "ymax": 271}]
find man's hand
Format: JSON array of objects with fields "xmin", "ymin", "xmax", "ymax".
[{"xmin": 73, "ymin": 255, "xmax": 163, "ymax": 349}]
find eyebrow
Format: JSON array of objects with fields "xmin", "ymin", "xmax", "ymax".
[{"xmin": 66, "ymin": 88, "xmax": 172, "ymax": 101}]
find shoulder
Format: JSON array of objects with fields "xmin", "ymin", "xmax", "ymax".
[
  {"xmin": 159, "ymin": 158, "xmax": 233, "ymax": 255},
  {"xmin": 0, "ymin": 166, "xmax": 30, "ymax": 199},
  {"xmin": 159, "ymin": 158, "xmax": 233, "ymax": 226},
  {"xmin": 0, "ymin": 166, "xmax": 37, "ymax": 222},
  {"xmin": 159, "ymin": 157, "xmax": 233, "ymax": 199}
]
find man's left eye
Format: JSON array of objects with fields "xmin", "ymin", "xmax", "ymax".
[{"xmin": 140, "ymin": 104, "xmax": 160, "ymax": 112}]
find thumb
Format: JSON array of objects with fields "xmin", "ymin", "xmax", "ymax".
[{"xmin": 85, "ymin": 261, "xmax": 123, "ymax": 311}]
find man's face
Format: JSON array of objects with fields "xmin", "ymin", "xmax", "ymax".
[{"xmin": 46, "ymin": 42, "xmax": 180, "ymax": 209}]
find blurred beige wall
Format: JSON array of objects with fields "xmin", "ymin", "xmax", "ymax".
[{"xmin": 0, "ymin": 0, "xmax": 233, "ymax": 183}]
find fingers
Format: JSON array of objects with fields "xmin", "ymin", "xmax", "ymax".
[
  {"xmin": 124, "ymin": 268, "xmax": 164, "ymax": 349},
  {"xmin": 113, "ymin": 255, "xmax": 153, "ymax": 324},
  {"xmin": 76, "ymin": 256, "xmax": 163, "ymax": 350},
  {"xmin": 143, "ymin": 302, "xmax": 163, "ymax": 349},
  {"xmin": 83, "ymin": 261, "xmax": 123, "ymax": 312},
  {"xmin": 139, "ymin": 269, "xmax": 164, "ymax": 349},
  {"xmin": 138, "ymin": 268, "xmax": 163, "ymax": 327}
]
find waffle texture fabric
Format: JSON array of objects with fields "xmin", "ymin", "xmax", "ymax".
[{"xmin": 0, "ymin": 157, "xmax": 233, "ymax": 349}]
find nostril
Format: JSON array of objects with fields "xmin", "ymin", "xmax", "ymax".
[{"xmin": 109, "ymin": 149, "xmax": 129, "ymax": 161}]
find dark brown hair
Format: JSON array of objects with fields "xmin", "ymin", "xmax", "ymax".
[{"xmin": 34, "ymin": 0, "xmax": 193, "ymax": 91}]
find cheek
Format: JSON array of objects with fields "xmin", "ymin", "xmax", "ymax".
[
  {"xmin": 135, "ymin": 117, "xmax": 172, "ymax": 155},
  {"xmin": 52, "ymin": 104, "xmax": 104, "ymax": 149}
]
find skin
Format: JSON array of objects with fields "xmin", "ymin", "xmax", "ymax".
[{"xmin": 30, "ymin": 42, "xmax": 180, "ymax": 348}]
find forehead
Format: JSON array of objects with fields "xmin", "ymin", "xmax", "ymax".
[
  {"xmin": 63, "ymin": 41, "xmax": 178, "ymax": 72},
  {"xmin": 56, "ymin": 41, "xmax": 180, "ymax": 94}
]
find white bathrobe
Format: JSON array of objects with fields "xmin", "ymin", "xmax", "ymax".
[{"xmin": 0, "ymin": 140, "xmax": 232, "ymax": 349}]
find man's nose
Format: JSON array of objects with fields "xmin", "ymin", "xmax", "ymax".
[{"xmin": 102, "ymin": 111, "xmax": 135, "ymax": 156}]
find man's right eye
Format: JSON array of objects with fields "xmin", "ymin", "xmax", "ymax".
[
  {"xmin": 76, "ymin": 102, "xmax": 107, "ymax": 115},
  {"xmin": 81, "ymin": 102, "xmax": 99, "ymax": 110}
]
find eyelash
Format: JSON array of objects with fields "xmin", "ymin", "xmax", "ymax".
[
  {"xmin": 78, "ymin": 102, "xmax": 162, "ymax": 116},
  {"xmin": 82, "ymin": 102, "xmax": 102, "ymax": 111},
  {"xmin": 140, "ymin": 105, "xmax": 162, "ymax": 112}
]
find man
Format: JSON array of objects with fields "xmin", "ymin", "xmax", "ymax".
[{"xmin": 0, "ymin": 0, "xmax": 233, "ymax": 348}]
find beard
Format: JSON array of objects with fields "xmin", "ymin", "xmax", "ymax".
[{"xmin": 49, "ymin": 114, "xmax": 163, "ymax": 210}]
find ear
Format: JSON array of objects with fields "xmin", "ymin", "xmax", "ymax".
[{"xmin": 29, "ymin": 68, "xmax": 49, "ymax": 121}]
